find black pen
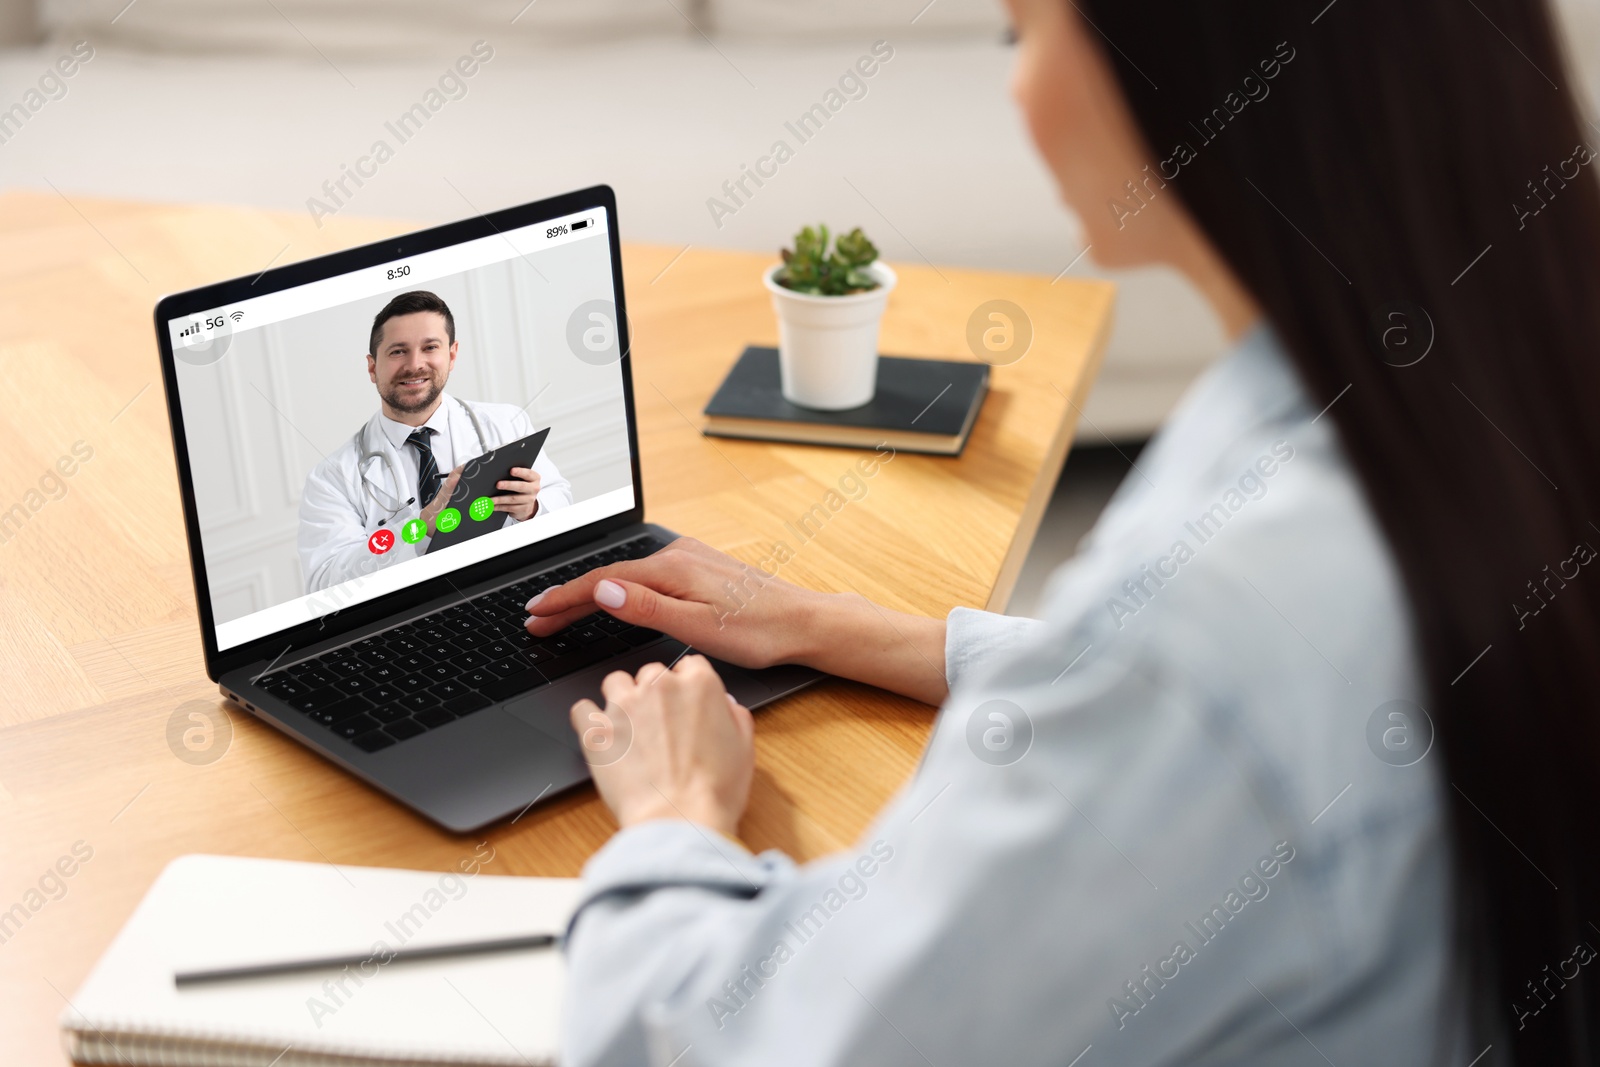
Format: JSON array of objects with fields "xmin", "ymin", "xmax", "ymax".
[{"xmin": 174, "ymin": 932, "xmax": 557, "ymax": 987}]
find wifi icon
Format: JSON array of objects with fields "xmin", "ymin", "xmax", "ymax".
[{"xmin": 229, "ymin": 311, "xmax": 245, "ymax": 323}]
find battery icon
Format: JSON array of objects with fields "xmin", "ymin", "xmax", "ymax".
[{"xmin": 571, "ymin": 219, "xmax": 590, "ymax": 231}]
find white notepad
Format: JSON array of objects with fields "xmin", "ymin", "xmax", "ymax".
[{"xmin": 60, "ymin": 854, "xmax": 584, "ymax": 1067}]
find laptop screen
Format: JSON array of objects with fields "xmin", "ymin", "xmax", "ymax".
[{"xmin": 164, "ymin": 208, "xmax": 635, "ymax": 652}]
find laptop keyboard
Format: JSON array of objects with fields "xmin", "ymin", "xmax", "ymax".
[{"xmin": 251, "ymin": 534, "xmax": 671, "ymax": 754}]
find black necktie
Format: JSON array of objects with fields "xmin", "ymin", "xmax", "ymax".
[{"xmin": 406, "ymin": 427, "xmax": 442, "ymax": 505}]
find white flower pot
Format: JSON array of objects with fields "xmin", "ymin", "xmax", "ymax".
[{"xmin": 763, "ymin": 261, "xmax": 897, "ymax": 411}]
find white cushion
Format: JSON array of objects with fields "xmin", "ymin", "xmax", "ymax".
[
  {"xmin": 43, "ymin": 0, "xmax": 687, "ymax": 55},
  {"xmin": 708, "ymin": 0, "xmax": 1007, "ymax": 39}
]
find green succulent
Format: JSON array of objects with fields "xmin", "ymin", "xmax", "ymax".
[{"xmin": 776, "ymin": 224, "xmax": 881, "ymax": 296}]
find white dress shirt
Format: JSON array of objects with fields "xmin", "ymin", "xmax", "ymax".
[
  {"xmin": 376, "ymin": 395, "xmax": 471, "ymax": 494},
  {"xmin": 559, "ymin": 326, "xmax": 1469, "ymax": 1065}
]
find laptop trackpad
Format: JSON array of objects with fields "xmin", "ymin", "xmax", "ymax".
[
  {"xmin": 502, "ymin": 640, "xmax": 781, "ymax": 750},
  {"xmin": 503, "ymin": 640, "xmax": 688, "ymax": 749}
]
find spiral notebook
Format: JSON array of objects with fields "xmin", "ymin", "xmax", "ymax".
[{"xmin": 60, "ymin": 855, "xmax": 582, "ymax": 1067}]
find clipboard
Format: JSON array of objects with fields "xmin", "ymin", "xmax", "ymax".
[{"xmin": 425, "ymin": 426, "xmax": 550, "ymax": 554}]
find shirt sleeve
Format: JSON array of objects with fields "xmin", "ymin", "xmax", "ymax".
[
  {"xmin": 560, "ymin": 607, "xmax": 1326, "ymax": 1067},
  {"xmin": 297, "ymin": 459, "xmax": 419, "ymax": 594},
  {"xmin": 944, "ymin": 606, "xmax": 1046, "ymax": 688}
]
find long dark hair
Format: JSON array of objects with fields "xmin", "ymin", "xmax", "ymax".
[{"xmin": 1076, "ymin": 0, "xmax": 1600, "ymax": 1059}]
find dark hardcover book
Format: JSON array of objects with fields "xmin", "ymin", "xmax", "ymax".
[{"xmin": 701, "ymin": 346, "xmax": 989, "ymax": 456}]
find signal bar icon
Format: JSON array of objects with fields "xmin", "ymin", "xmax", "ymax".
[{"xmin": 179, "ymin": 322, "xmax": 200, "ymax": 338}]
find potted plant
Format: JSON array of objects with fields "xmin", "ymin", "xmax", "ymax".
[{"xmin": 764, "ymin": 224, "xmax": 897, "ymax": 410}]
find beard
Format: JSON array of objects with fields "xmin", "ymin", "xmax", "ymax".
[{"xmin": 382, "ymin": 369, "xmax": 443, "ymax": 414}]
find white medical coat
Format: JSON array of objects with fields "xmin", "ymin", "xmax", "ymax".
[{"xmin": 297, "ymin": 393, "xmax": 572, "ymax": 594}]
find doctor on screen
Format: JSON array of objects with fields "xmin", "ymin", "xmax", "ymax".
[{"xmin": 297, "ymin": 290, "xmax": 572, "ymax": 594}]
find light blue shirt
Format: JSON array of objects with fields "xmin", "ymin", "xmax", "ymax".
[{"xmin": 561, "ymin": 327, "xmax": 1468, "ymax": 1066}]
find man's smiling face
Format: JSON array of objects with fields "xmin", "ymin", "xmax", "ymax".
[{"xmin": 369, "ymin": 310, "xmax": 457, "ymax": 418}]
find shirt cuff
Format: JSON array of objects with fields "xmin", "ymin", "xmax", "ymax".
[
  {"xmin": 944, "ymin": 606, "xmax": 1044, "ymax": 689},
  {"xmin": 567, "ymin": 820, "xmax": 796, "ymax": 938}
]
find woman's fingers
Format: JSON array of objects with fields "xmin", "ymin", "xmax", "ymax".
[
  {"xmin": 522, "ymin": 568, "xmax": 618, "ymax": 635},
  {"xmin": 681, "ymin": 657, "xmax": 752, "ymax": 741},
  {"xmin": 727, "ymin": 694, "xmax": 755, "ymax": 742},
  {"xmin": 525, "ymin": 541, "xmax": 744, "ymax": 619},
  {"xmin": 634, "ymin": 661, "xmax": 671, "ymax": 686},
  {"xmin": 526, "ymin": 554, "xmax": 687, "ymax": 615},
  {"xmin": 584, "ymin": 575, "xmax": 718, "ymax": 639},
  {"xmin": 599, "ymin": 667, "xmax": 639, "ymax": 707},
  {"xmin": 568, "ymin": 696, "xmax": 602, "ymax": 735},
  {"xmin": 524, "ymin": 601, "xmax": 594, "ymax": 636},
  {"xmin": 674, "ymin": 652, "xmax": 716, "ymax": 679},
  {"xmin": 525, "ymin": 553, "xmax": 724, "ymax": 634},
  {"xmin": 522, "ymin": 571, "xmax": 663, "ymax": 638}
]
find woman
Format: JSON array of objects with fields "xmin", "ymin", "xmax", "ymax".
[{"xmin": 526, "ymin": 0, "xmax": 1600, "ymax": 1061}]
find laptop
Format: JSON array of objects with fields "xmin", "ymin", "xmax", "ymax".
[{"xmin": 156, "ymin": 184, "xmax": 819, "ymax": 832}]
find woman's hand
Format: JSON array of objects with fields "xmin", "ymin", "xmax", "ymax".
[
  {"xmin": 572, "ymin": 655, "xmax": 754, "ymax": 837},
  {"xmin": 525, "ymin": 537, "xmax": 825, "ymax": 670},
  {"xmin": 526, "ymin": 536, "xmax": 952, "ymax": 705}
]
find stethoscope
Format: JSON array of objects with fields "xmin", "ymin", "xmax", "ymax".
[{"xmin": 354, "ymin": 397, "xmax": 495, "ymax": 526}]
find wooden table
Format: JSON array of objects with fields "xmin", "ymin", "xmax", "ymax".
[{"xmin": 0, "ymin": 192, "xmax": 1111, "ymax": 1063}]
